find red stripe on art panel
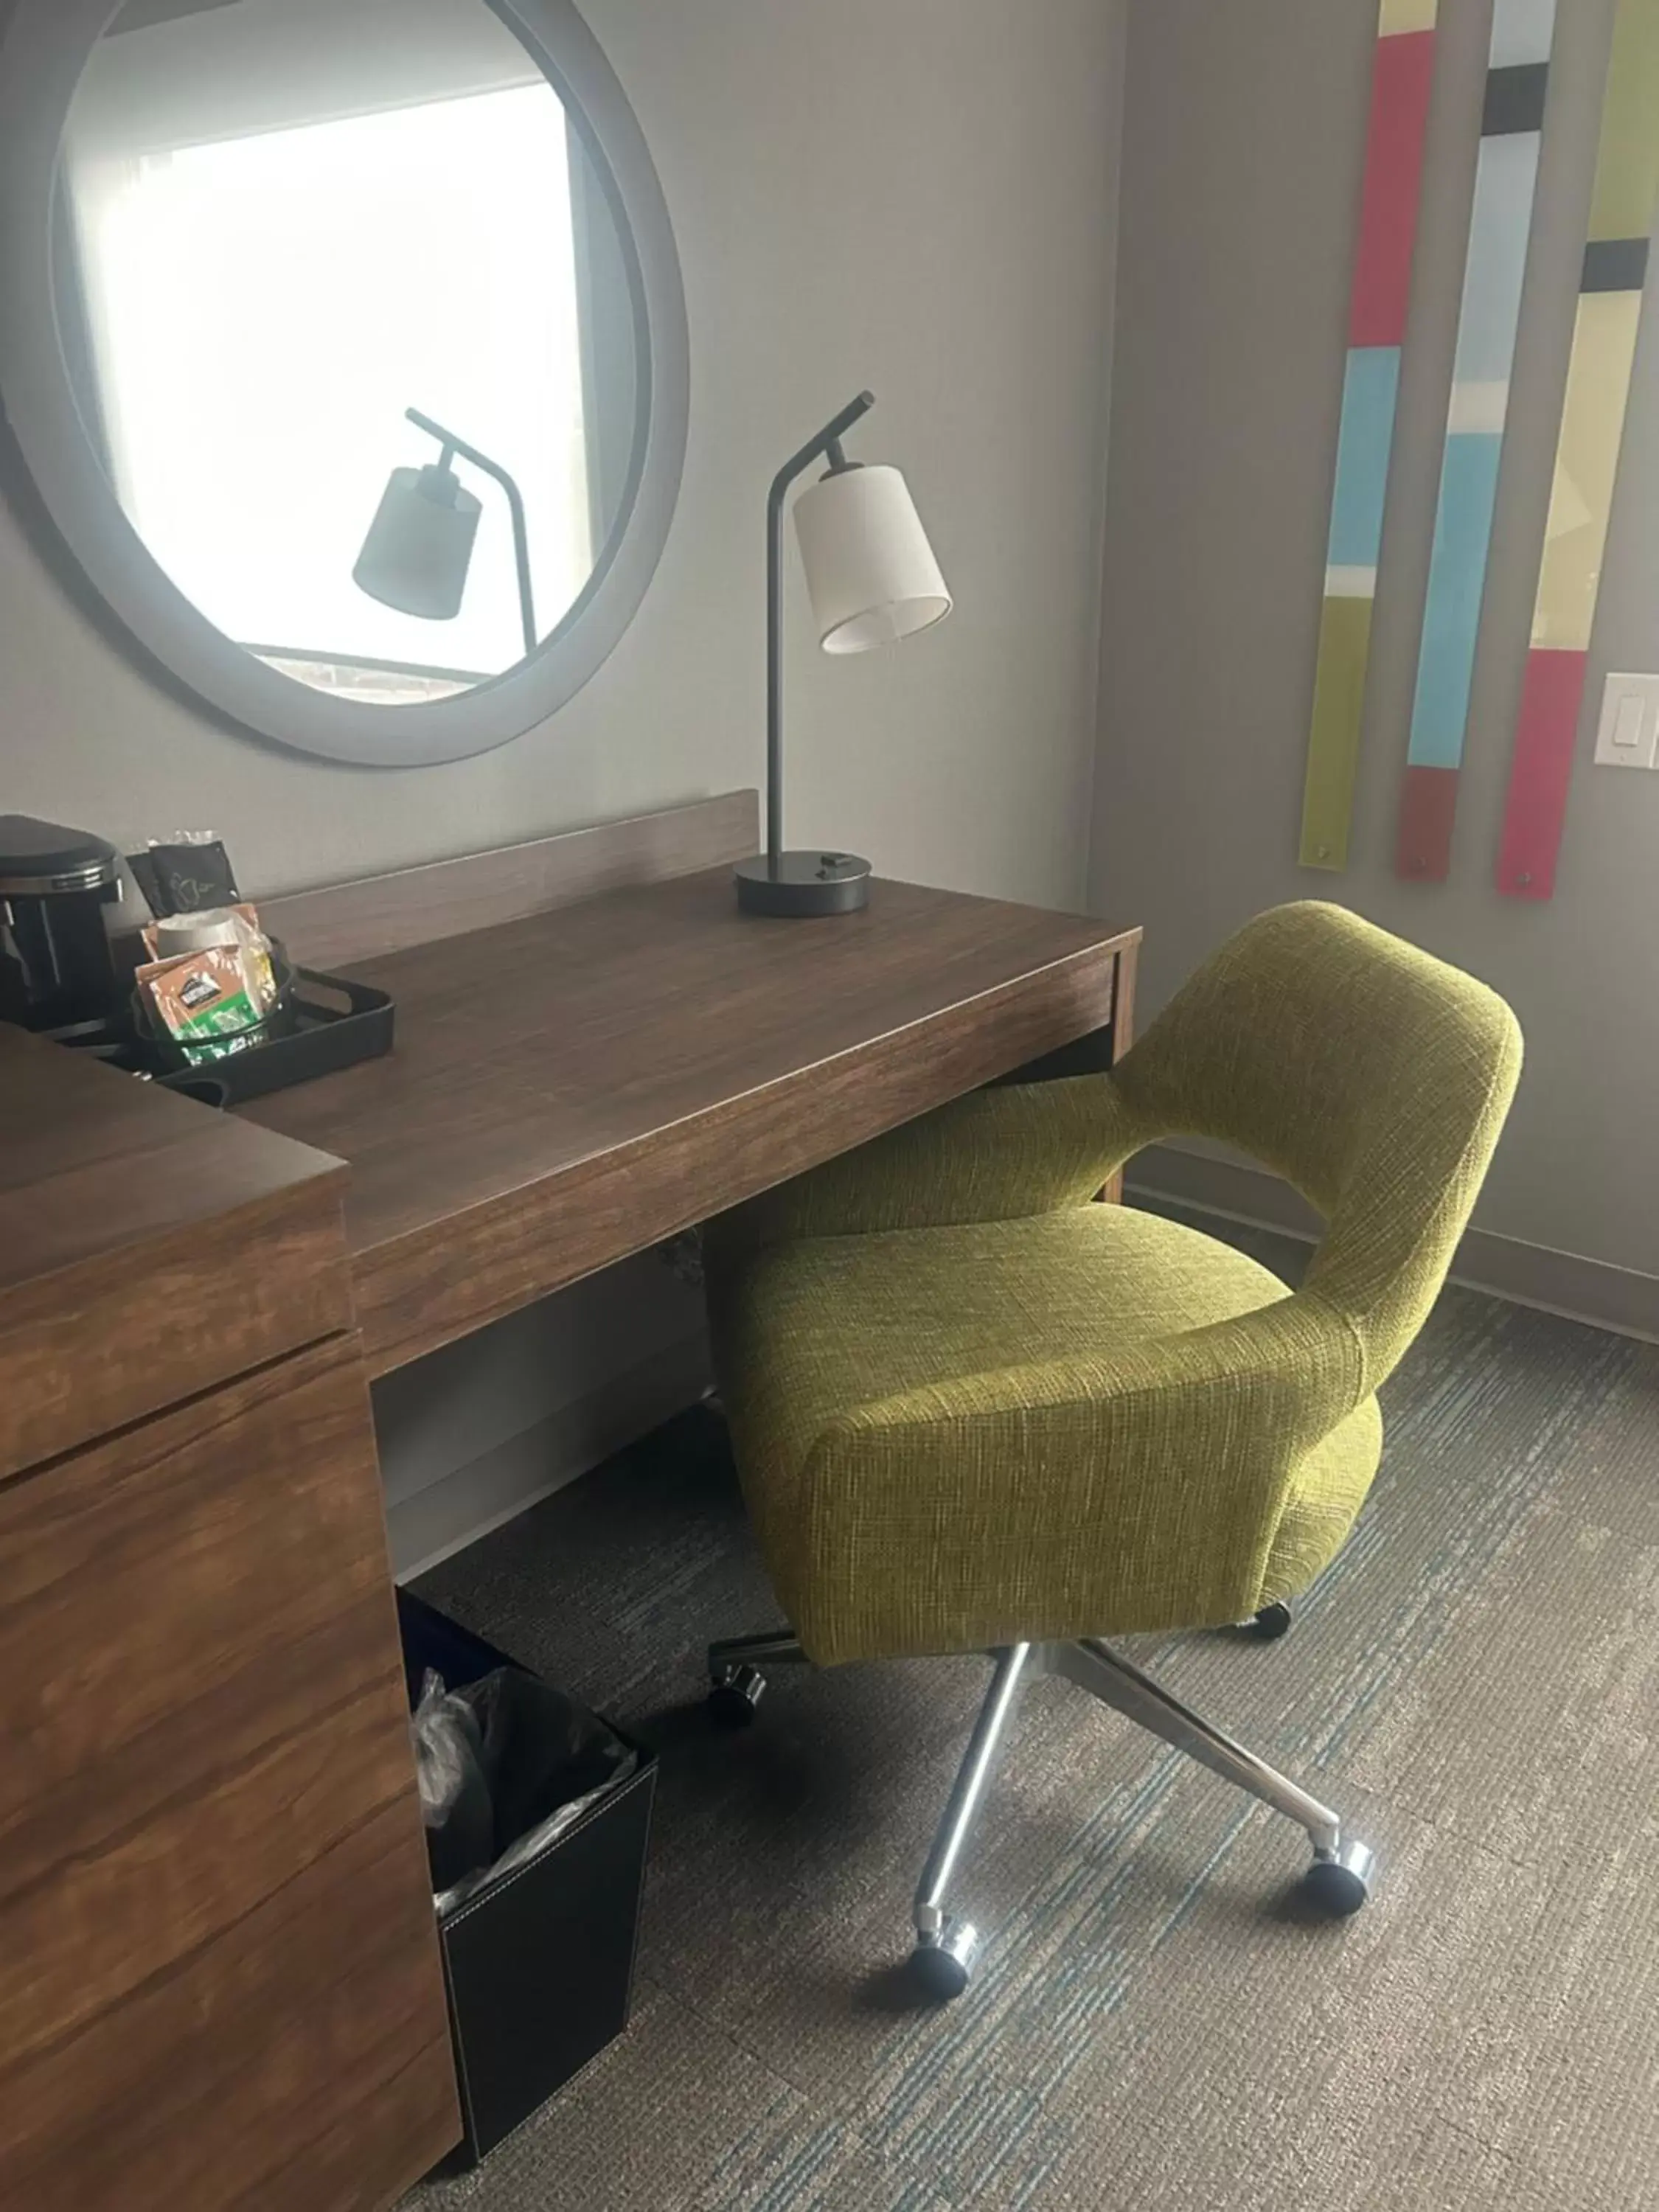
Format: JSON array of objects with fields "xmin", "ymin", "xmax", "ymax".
[
  {"xmin": 1395, "ymin": 765, "xmax": 1461, "ymax": 883},
  {"xmin": 1350, "ymin": 31, "xmax": 1438, "ymax": 347},
  {"xmin": 1495, "ymin": 648, "xmax": 1590, "ymax": 900}
]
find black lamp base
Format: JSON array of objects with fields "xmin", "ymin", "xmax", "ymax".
[{"xmin": 734, "ymin": 852, "xmax": 872, "ymax": 917}]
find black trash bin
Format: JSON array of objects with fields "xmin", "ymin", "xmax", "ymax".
[{"xmin": 397, "ymin": 1591, "xmax": 657, "ymax": 2168}]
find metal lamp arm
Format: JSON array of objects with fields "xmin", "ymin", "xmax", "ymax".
[
  {"xmin": 765, "ymin": 390, "xmax": 874, "ymax": 869},
  {"xmin": 406, "ymin": 406, "xmax": 538, "ymax": 658}
]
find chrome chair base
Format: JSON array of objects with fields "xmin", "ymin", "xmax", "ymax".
[
  {"xmin": 911, "ymin": 1915, "xmax": 980, "ymax": 2001},
  {"xmin": 1243, "ymin": 1599, "xmax": 1294, "ymax": 1641},
  {"xmin": 707, "ymin": 1629, "xmax": 807, "ymax": 1725},
  {"xmin": 706, "ymin": 1627, "xmax": 1374, "ymax": 1999},
  {"xmin": 1304, "ymin": 1837, "xmax": 1375, "ymax": 1916}
]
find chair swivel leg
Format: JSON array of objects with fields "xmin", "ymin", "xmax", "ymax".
[
  {"xmin": 707, "ymin": 1627, "xmax": 807, "ymax": 1727},
  {"xmin": 911, "ymin": 1642, "xmax": 1035, "ymax": 2000},
  {"xmin": 1054, "ymin": 1638, "xmax": 1373, "ymax": 1912}
]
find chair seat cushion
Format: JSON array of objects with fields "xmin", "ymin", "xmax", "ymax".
[
  {"xmin": 739, "ymin": 1203, "xmax": 1301, "ymax": 1442},
  {"xmin": 714, "ymin": 1202, "xmax": 1382, "ymax": 1653},
  {"xmin": 745, "ymin": 1201, "xmax": 1296, "ymax": 1405}
]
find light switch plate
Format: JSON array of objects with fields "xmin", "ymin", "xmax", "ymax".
[{"xmin": 1594, "ymin": 673, "xmax": 1659, "ymax": 769}]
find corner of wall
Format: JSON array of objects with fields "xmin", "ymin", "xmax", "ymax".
[{"xmin": 1082, "ymin": 0, "xmax": 1133, "ymax": 918}]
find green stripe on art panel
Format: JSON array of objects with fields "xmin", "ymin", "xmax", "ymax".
[
  {"xmin": 1300, "ymin": 596, "xmax": 1374, "ymax": 869},
  {"xmin": 1589, "ymin": 0, "xmax": 1659, "ymax": 243}
]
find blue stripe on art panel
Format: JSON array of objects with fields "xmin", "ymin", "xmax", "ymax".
[
  {"xmin": 1452, "ymin": 131, "xmax": 1542, "ymax": 385},
  {"xmin": 1408, "ymin": 432, "xmax": 1504, "ymax": 767},
  {"xmin": 1326, "ymin": 347, "xmax": 1401, "ymax": 569},
  {"xmin": 1489, "ymin": 0, "xmax": 1557, "ymax": 68}
]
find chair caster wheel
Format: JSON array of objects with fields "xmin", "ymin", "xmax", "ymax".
[
  {"xmin": 1250, "ymin": 1601, "xmax": 1293, "ymax": 1641},
  {"xmin": 911, "ymin": 1919, "xmax": 979, "ymax": 2002},
  {"xmin": 1303, "ymin": 1838, "xmax": 1374, "ymax": 1917},
  {"xmin": 708, "ymin": 1662, "xmax": 766, "ymax": 1728}
]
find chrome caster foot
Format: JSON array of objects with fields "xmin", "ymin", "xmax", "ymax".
[
  {"xmin": 1303, "ymin": 1837, "xmax": 1374, "ymax": 1917},
  {"xmin": 911, "ymin": 1918, "xmax": 979, "ymax": 2002},
  {"xmin": 708, "ymin": 1662, "xmax": 766, "ymax": 1728},
  {"xmin": 1248, "ymin": 1601, "xmax": 1293, "ymax": 1641}
]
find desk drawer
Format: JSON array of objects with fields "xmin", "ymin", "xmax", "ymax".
[
  {"xmin": 0, "ymin": 1333, "xmax": 459, "ymax": 2208},
  {"xmin": 0, "ymin": 1173, "xmax": 353, "ymax": 1482},
  {"xmin": 354, "ymin": 933, "xmax": 1127, "ymax": 1375}
]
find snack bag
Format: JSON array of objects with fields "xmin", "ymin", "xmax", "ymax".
[
  {"xmin": 138, "ymin": 943, "xmax": 266, "ymax": 1065},
  {"xmin": 141, "ymin": 902, "xmax": 278, "ymax": 1020}
]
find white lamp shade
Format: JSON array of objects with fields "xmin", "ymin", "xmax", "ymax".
[
  {"xmin": 353, "ymin": 465, "xmax": 481, "ymax": 621},
  {"xmin": 792, "ymin": 463, "xmax": 952, "ymax": 655}
]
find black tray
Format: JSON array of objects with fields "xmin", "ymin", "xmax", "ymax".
[{"xmin": 141, "ymin": 962, "xmax": 394, "ymax": 1106}]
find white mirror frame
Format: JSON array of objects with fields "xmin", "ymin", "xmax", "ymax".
[{"xmin": 0, "ymin": 0, "xmax": 689, "ymax": 767}]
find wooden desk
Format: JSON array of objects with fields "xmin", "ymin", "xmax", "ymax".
[
  {"xmin": 0, "ymin": 791, "xmax": 1138, "ymax": 2210},
  {"xmin": 247, "ymin": 856, "xmax": 1138, "ymax": 1376}
]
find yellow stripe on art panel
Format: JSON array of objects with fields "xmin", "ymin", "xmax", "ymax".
[
  {"xmin": 1300, "ymin": 596, "xmax": 1374, "ymax": 869},
  {"xmin": 1532, "ymin": 289, "xmax": 1644, "ymax": 651},
  {"xmin": 1379, "ymin": 0, "xmax": 1438, "ymax": 33},
  {"xmin": 1588, "ymin": 0, "xmax": 1659, "ymax": 243}
]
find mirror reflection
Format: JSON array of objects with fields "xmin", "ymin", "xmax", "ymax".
[{"xmin": 58, "ymin": 0, "xmax": 640, "ymax": 706}]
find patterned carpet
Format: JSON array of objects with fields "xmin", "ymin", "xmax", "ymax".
[{"xmin": 405, "ymin": 1213, "xmax": 1659, "ymax": 2211}]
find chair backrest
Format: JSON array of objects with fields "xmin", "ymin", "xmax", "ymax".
[{"xmin": 1110, "ymin": 902, "xmax": 1523, "ymax": 1391}]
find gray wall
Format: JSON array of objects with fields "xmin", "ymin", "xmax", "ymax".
[
  {"xmin": 1, "ymin": 0, "xmax": 1124, "ymax": 914},
  {"xmin": 0, "ymin": 0, "xmax": 1128, "ymax": 1551},
  {"xmin": 1096, "ymin": 0, "xmax": 1659, "ymax": 1277}
]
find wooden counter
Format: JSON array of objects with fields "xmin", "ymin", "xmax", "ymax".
[{"xmin": 0, "ymin": 1030, "xmax": 459, "ymax": 2208}]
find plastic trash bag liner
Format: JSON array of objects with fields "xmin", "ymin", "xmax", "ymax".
[{"xmin": 411, "ymin": 1665, "xmax": 638, "ymax": 1913}]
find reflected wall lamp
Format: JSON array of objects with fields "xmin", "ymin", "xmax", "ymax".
[
  {"xmin": 354, "ymin": 408, "xmax": 537, "ymax": 658},
  {"xmin": 735, "ymin": 389, "xmax": 953, "ymax": 918}
]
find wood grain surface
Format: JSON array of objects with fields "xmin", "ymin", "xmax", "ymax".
[
  {"xmin": 0, "ymin": 1333, "xmax": 458, "ymax": 2209},
  {"xmin": 0, "ymin": 1026, "xmax": 352, "ymax": 1479},
  {"xmin": 260, "ymin": 789, "xmax": 761, "ymax": 969},
  {"xmin": 243, "ymin": 866, "xmax": 1138, "ymax": 1374}
]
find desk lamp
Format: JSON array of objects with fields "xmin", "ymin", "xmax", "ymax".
[
  {"xmin": 355, "ymin": 408, "xmax": 537, "ymax": 658},
  {"xmin": 735, "ymin": 390, "xmax": 952, "ymax": 917}
]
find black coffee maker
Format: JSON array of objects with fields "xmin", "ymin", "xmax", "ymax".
[{"xmin": 0, "ymin": 813, "xmax": 126, "ymax": 1035}]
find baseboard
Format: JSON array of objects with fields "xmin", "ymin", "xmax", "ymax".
[
  {"xmin": 1127, "ymin": 1144, "xmax": 1659, "ymax": 1344},
  {"xmin": 388, "ymin": 1329, "xmax": 712, "ymax": 1581}
]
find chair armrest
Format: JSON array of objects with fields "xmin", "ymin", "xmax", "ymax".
[
  {"xmin": 708, "ymin": 1074, "xmax": 1149, "ymax": 1255},
  {"xmin": 794, "ymin": 1291, "xmax": 1366, "ymax": 1659}
]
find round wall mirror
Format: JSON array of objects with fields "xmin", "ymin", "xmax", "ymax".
[{"xmin": 0, "ymin": 0, "xmax": 688, "ymax": 765}]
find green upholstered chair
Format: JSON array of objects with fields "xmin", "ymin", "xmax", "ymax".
[{"xmin": 702, "ymin": 901, "xmax": 1522, "ymax": 1997}]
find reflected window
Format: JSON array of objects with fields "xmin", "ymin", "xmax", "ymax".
[{"xmin": 60, "ymin": 0, "xmax": 629, "ymax": 703}]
